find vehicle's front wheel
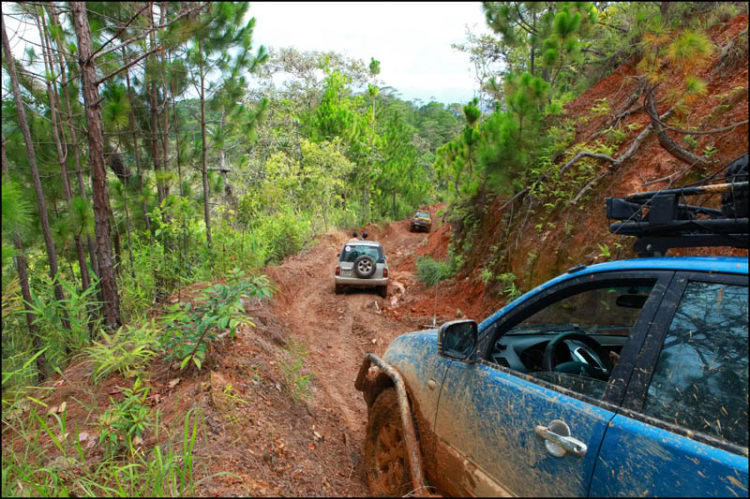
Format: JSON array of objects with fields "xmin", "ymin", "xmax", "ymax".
[{"xmin": 364, "ymin": 388, "xmax": 411, "ymax": 497}]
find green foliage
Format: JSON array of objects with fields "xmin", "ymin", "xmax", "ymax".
[
  {"xmin": 703, "ymin": 145, "xmax": 719, "ymax": 159},
  {"xmin": 416, "ymin": 257, "xmax": 453, "ymax": 287},
  {"xmin": 98, "ymin": 377, "xmax": 153, "ymax": 457},
  {"xmin": 496, "ymin": 272, "xmax": 522, "ymax": 299},
  {"xmin": 2, "ymin": 399, "xmax": 214, "ymax": 497},
  {"xmin": 683, "ymin": 135, "xmax": 698, "ymax": 151},
  {"xmin": 597, "ymin": 243, "xmax": 611, "ymax": 259},
  {"xmin": 84, "ymin": 323, "xmax": 161, "ymax": 383},
  {"xmin": 279, "ymin": 339, "xmax": 314, "ymax": 402},
  {"xmin": 256, "ymin": 209, "xmax": 312, "ymax": 264},
  {"xmin": 159, "ymin": 270, "xmax": 270, "ymax": 371},
  {"xmin": 590, "ymin": 98, "xmax": 611, "ymax": 117},
  {"xmin": 23, "ymin": 273, "xmax": 102, "ymax": 372},
  {"xmin": 1, "ymin": 177, "xmax": 33, "ymax": 238}
]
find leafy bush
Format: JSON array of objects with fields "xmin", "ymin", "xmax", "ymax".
[
  {"xmin": 416, "ymin": 257, "xmax": 453, "ymax": 286},
  {"xmin": 84, "ymin": 323, "xmax": 161, "ymax": 383},
  {"xmin": 257, "ymin": 210, "xmax": 312, "ymax": 264},
  {"xmin": 24, "ymin": 273, "xmax": 102, "ymax": 373},
  {"xmin": 496, "ymin": 272, "xmax": 522, "ymax": 299},
  {"xmin": 160, "ymin": 269, "xmax": 272, "ymax": 371},
  {"xmin": 98, "ymin": 376, "xmax": 153, "ymax": 456}
]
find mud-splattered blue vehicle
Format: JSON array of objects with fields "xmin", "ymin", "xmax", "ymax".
[{"xmin": 355, "ymin": 155, "xmax": 749, "ymax": 497}]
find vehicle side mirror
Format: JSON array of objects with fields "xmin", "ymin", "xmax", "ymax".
[{"xmin": 438, "ymin": 320, "xmax": 479, "ymax": 362}]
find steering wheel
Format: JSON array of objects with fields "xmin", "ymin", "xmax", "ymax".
[{"xmin": 542, "ymin": 332, "xmax": 610, "ymax": 381}]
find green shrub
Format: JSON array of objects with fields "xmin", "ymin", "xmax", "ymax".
[
  {"xmin": 2, "ymin": 404, "xmax": 219, "ymax": 496},
  {"xmin": 84, "ymin": 323, "xmax": 161, "ymax": 383},
  {"xmin": 257, "ymin": 210, "xmax": 312, "ymax": 263},
  {"xmin": 98, "ymin": 376, "xmax": 153, "ymax": 457},
  {"xmin": 160, "ymin": 269, "xmax": 272, "ymax": 371},
  {"xmin": 416, "ymin": 257, "xmax": 453, "ymax": 286}
]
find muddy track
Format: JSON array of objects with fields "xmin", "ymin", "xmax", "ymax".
[{"xmin": 268, "ymin": 220, "xmax": 430, "ymax": 488}]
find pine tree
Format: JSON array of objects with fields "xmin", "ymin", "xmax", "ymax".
[
  {"xmin": 70, "ymin": 1, "xmax": 122, "ymax": 330},
  {"xmin": 2, "ymin": 16, "xmax": 72, "ymax": 335}
]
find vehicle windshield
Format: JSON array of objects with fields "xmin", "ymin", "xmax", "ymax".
[
  {"xmin": 415, "ymin": 211, "xmax": 429, "ymax": 218},
  {"xmin": 340, "ymin": 244, "xmax": 384, "ymax": 263}
]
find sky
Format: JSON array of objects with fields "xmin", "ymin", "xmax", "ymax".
[
  {"xmin": 1, "ymin": 2, "xmax": 495, "ymax": 106},
  {"xmin": 246, "ymin": 2, "xmax": 494, "ymax": 105}
]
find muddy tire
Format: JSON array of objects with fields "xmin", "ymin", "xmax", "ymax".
[
  {"xmin": 364, "ymin": 388, "xmax": 411, "ymax": 497},
  {"xmin": 335, "ymin": 284, "xmax": 344, "ymax": 295},
  {"xmin": 378, "ymin": 285, "xmax": 388, "ymax": 299}
]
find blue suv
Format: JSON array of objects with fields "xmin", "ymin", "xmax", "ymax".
[{"xmin": 355, "ymin": 156, "xmax": 748, "ymax": 497}]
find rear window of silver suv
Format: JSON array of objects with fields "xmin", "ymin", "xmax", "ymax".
[{"xmin": 340, "ymin": 244, "xmax": 384, "ymax": 263}]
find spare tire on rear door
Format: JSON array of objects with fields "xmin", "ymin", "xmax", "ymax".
[{"xmin": 353, "ymin": 254, "xmax": 377, "ymax": 278}]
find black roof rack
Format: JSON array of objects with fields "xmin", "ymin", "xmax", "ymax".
[{"xmin": 607, "ymin": 154, "xmax": 748, "ymax": 257}]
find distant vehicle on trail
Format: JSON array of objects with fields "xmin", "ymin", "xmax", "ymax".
[
  {"xmin": 334, "ymin": 240, "xmax": 389, "ymax": 298},
  {"xmin": 410, "ymin": 210, "xmax": 431, "ymax": 233}
]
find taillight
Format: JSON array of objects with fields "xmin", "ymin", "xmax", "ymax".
[
  {"xmin": 382, "ymin": 268, "xmax": 388, "ymax": 278},
  {"xmin": 335, "ymin": 266, "xmax": 340, "ymax": 276}
]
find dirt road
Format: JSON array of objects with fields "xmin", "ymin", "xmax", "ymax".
[
  {"xmin": 192, "ymin": 217, "xmax": 442, "ymax": 496},
  {"xmin": 269, "ymin": 218, "xmax": 432, "ymax": 462}
]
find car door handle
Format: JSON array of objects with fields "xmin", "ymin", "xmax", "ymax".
[{"xmin": 535, "ymin": 420, "xmax": 588, "ymax": 457}]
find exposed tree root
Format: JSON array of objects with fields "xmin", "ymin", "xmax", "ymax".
[
  {"xmin": 644, "ymin": 89, "xmax": 712, "ymax": 169},
  {"xmin": 712, "ymin": 27, "xmax": 749, "ymax": 77}
]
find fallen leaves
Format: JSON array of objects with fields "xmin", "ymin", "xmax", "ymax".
[
  {"xmin": 168, "ymin": 378, "xmax": 181, "ymax": 389},
  {"xmin": 46, "ymin": 401, "xmax": 66, "ymax": 416}
]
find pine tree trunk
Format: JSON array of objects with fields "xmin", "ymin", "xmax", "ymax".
[
  {"xmin": 2, "ymin": 17, "xmax": 72, "ymax": 334},
  {"xmin": 160, "ymin": 3, "xmax": 170, "ymax": 200},
  {"xmin": 2, "ymin": 138, "xmax": 47, "ymax": 381},
  {"xmin": 71, "ymin": 1, "xmax": 122, "ymax": 330},
  {"xmin": 123, "ymin": 47, "xmax": 152, "ymax": 241},
  {"xmin": 39, "ymin": 9, "xmax": 92, "ymax": 297},
  {"xmin": 149, "ymin": 3, "xmax": 165, "ymax": 206},
  {"xmin": 200, "ymin": 49, "xmax": 213, "ymax": 250},
  {"xmin": 173, "ymin": 97, "xmax": 184, "ymax": 197},
  {"xmin": 50, "ymin": 11, "xmax": 98, "ymax": 287}
]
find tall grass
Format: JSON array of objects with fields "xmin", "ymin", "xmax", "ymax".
[{"xmin": 1, "ymin": 404, "xmax": 230, "ymax": 497}]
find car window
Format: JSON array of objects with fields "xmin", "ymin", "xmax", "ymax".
[
  {"xmin": 642, "ymin": 281, "xmax": 748, "ymax": 448},
  {"xmin": 416, "ymin": 211, "xmax": 429, "ymax": 218},
  {"xmin": 340, "ymin": 245, "xmax": 383, "ymax": 263},
  {"xmin": 506, "ymin": 284, "xmax": 653, "ymax": 337},
  {"xmin": 493, "ymin": 282, "xmax": 656, "ymax": 400}
]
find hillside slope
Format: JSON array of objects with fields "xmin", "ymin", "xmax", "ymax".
[{"xmin": 414, "ymin": 13, "xmax": 748, "ymax": 322}]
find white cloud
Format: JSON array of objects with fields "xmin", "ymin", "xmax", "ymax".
[{"xmin": 247, "ymin": 1, "xmax": 493, "ymax": 104}]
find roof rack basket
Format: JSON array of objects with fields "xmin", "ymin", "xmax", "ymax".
[{"xmin": 607, "ymin": 154, "xmax": 749, "ymax": 257}]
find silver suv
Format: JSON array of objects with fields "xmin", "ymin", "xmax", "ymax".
[{"xmin": 334, "ymin": 241, "xmax": 388, "ymax": 298}]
